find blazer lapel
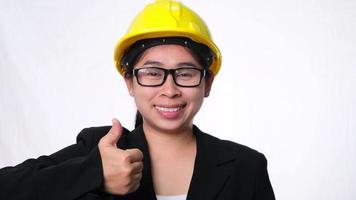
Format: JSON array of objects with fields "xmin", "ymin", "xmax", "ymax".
[
  {"xmin": 117, "ymin": 125, "xmax": 156, "ymax": 200},
  {"xmin": 187, "ymin": 126, "xmax": 237, "ymax": 200}
]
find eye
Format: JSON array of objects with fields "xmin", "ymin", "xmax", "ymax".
[
  {"xmin": 177, "ymin": 72, "xmax": 193, "ymax": 78},
  {"xmin": 146, "ymin": 71, "xmax": 161, "ymax": 77},
  {"xmin": 138, "ymin": 68, "xmax": 164, "ymax": 79},
  {"xmin": 175, "ymin": 68, "xmax": 199, "ymax": 79}
]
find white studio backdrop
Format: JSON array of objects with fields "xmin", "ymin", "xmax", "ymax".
[{"xmin": 1, "ymin": 0, "xmax": 355, "ymax": 199}]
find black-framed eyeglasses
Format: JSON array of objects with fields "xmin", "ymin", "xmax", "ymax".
[{"xmin": 132, "ymin": 67, "xmax": 206, "ymax": 87}]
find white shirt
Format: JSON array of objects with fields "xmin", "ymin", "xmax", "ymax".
[{"xmin": 156, "ymin": 194, "xmax": 187, "ymax": 200}]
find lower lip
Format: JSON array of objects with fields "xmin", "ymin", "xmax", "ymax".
[{"xmin": 155, "ymin": 106, "xmax": 184, "ymax": 119}]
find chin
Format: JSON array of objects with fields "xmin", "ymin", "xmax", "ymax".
[{"xmin": 143, "ymin": 117, "xmax": 193, "ymax": 133}]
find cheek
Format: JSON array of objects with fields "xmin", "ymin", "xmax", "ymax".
[
  {"xmin": 132, "ymin": 81, "xmax": 150, "ymax": 97},
  {"xmin": 185, "ymin": 87, "xmax": 206, "ymax": 108},
  {"xmin": 132, "ymin": 85, "xmax": 156, "ymax": 108}
]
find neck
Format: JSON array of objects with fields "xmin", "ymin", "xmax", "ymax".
[{"xmin": 142, "ymin": 123, "xmax": 196, "ymax": 153}]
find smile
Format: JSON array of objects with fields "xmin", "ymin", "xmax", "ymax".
[
  {"xmin": 155, "ymin": 106, "xmax": 184, "ymax": 112},
  {"xmin": 154, "ymin": 104, "xmax": 186, "ymax": 118}
]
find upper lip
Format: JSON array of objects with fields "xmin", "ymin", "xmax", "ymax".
[{"xmin": 154, "ymin": 103, "xmax": 186, "ymax": 108}]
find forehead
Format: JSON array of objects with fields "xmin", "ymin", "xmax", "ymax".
[{"xmin": 135, "ymin": 44, "xmax": 200, "ymax": 67}]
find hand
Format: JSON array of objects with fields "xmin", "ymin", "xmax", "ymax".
[{"xmin": 98, "ymin": 118, "xmax": 143, "ymax": 195}]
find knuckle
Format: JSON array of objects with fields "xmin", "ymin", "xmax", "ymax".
[
  {"xmin": 138, "ymin": 162, "xmax": 144, "ymax": 170},
  {"xmin": 135, "ymin": 173, "xmax": 142, "ymax": 182},
  {"xmin": 134, "ymin": 183, "xmax": 141, "ymax": 191},
  {"xmin": 134, "ymin": 148, "xmax": 143, "ymax": 156},
  {"xmin": 121, "ymin": 153, "xmax": 132, "ymax": 163},
  {"xmin": 121, "ymin": 177, "xmax": 131, "ymax": 187}
]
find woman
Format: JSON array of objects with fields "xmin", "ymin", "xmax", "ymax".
[{"xmin": 0, "ymin": 0, "xmax": 275, "ymax": 199}]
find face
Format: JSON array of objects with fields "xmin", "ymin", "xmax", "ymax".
[{"xmin": 125, "ymin": 44, "xmax": 213, "ymax": 133}]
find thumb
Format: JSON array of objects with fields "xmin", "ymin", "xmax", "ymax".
[{"xmin": 101, "ymin": 118, "xmax": 123, "ymax": 147}]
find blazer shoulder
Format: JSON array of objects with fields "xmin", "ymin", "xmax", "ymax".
[
  {"xmin": 195, "ymin": 126, "xmax": 266, "ymax": 165},
  {"xmin": 75, "ymin": 125, "xmax": 131, "ymax": 149},
  {"xmin": 220, "ymin": 139, "xmax": 267, "ymax": 163},
  {"xmin": 77, "ymin": 126, "xmax": 111, "ymax": 144},
  {"xmin": 221, "ymin": 139, "xmax": 263, "ymax": 156}
]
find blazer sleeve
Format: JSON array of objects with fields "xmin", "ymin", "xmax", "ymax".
[
  {"xmin": 254, "ymin": 154, "xmax": 276, "ymax": 200},
  {"xmin": 0, "ymin": 127, "xmax": 109, "ymax": 200}
]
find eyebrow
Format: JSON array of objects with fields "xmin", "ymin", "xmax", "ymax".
[
  {"xmin": 176, "ymin": 62, "xmax": 199, "ymax": 68},
  {"xmin": 143, "ymin": 60, "xmax": 164, "ymax": 66},
  {"xmin": 143, "ymin": 61, "xmax": 199, "ymax": 68}
]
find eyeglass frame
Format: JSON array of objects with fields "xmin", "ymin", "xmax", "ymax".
[{"xmin": 130, "ymin": 67, "xmax": 207, "ymax": 87}]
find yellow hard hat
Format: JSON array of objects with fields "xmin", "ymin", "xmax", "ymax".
[{"xmin": 114, "ymin": 0, "xmax": 222, "ymax": 76}]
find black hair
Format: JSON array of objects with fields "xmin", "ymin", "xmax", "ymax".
[{"xmin": 135, "ymin": 111, "xmax": 143, "ymax": 128}]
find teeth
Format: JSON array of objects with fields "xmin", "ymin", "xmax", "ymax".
[{"xmin": 155, "ymin": 106, "xmax": 182, "ymax": 112}]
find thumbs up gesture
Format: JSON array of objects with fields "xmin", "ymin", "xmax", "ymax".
[{"xmin": 98, "ymin": 118, "xmax": 143, "ymax": 195}]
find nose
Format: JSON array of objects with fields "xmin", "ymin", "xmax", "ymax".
[{"xmin": 160, "ymin": 74, "xmax": 181, "ymax": 98}]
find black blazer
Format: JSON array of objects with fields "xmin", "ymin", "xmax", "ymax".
[{"xmin": 0, "ymin": 125, "xmax": 275, "ymax": 200}]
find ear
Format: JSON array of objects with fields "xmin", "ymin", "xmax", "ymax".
[
  {"xmin": 204, "ymin": 75, "xmax": 214, "ymax": 97},
  {"xmin": 124, "ymin": 76, "xmax": 134, "ymax": 97}
]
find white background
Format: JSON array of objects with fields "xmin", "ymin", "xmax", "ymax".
[{"xmin": 1, "ymin": 0, "xmax": 355, "ymax": 199}]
